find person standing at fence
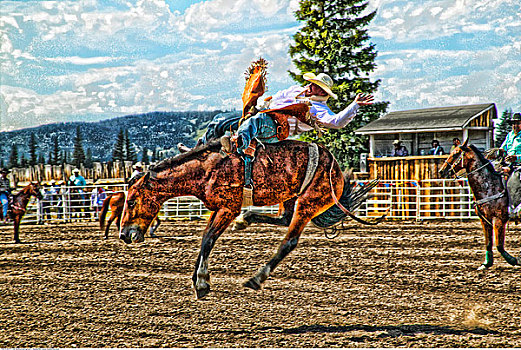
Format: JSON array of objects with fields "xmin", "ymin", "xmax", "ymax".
[
  {"xmin": 450, "ymin": 138, "xmax": 461, "ymax": 152},
  {"xmin": 39, "ymin": 180, "xmax": 58, "ymax": 224},
  {"xmin": 0, "ymin": 168, "xmax": 12, "ymax": 223},
  {"xmin": 69, "ymin": 168, "xmax": 87, "ymax": 218},
  {"xmin": 90, "ymin": 187, "xmax": 107, "ymax": 218}
]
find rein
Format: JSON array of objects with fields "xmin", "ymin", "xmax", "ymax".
[{"xmin": 444, "ymin": 149, "xmax": 507, "ymax": 226}]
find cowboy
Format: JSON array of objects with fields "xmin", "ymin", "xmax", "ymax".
[
  {"xmin": 0, "ymin": 168, "xmax": 12, "ymax": 221},
  {"xmin": 69, "ymin": 168, "xmax": 87, "ymax": 187},
  {"xmin": 450, "ymin": 138, "xmax": 462, "ymax": 152},
  {"xmin": 220, "ymin": 72, "xmax": 374, "ymax": 154},
  {"xmin": 129, "ymin": 162, "xmax": 145, "ymax": 187},
  {"xmin": 496, "ymin": 113, "xmax": 521, "ymax": 218},
  {"xmin": 391, "ymin": 140, "xmax": 409, "ymax": 157},
  {"xmin": 499, "ymin": 113, "xmax": 521, "ymax": 163},
  {"xmin": 178, "ymin": 72, "xmax": 374, "ymax": 153}
]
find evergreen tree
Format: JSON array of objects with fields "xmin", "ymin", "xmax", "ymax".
[
  {"xmin": 62, "ymin": 151, "xmax": 68, "ymax": 165},
  {"xmin": 28, "ymin": 133, "xmax": 38, "ymax": 166},
  {"xmin": 20, "ymin": 154, "xmax": 28, "ymax": 167},
  {"xmin": 72, "ymin": 126, "xmax": 86, "ymax": 167},
  {"xmin": 112, "ymin": 129, "xmax": 126, "ymax": 162},
  {"xmin": 38, "ymin": 152, "xmax": 45, "ymax": 164},
  {"xmin": 124, "ymin": 129, "xmax": 137, "ymax": 162},
  {"xmin": 8, "ymin": 144, "xmax": 18, "ymax": 168},
  {"xmin": 52, "ymin": 136, "xmax": 61, "ymax": 165},
  {"xmin": 85, "ymin": 148, "xmax": 94, "ymax": 168},
  {"xmin": 291, "ymin": 0, "xmax": 388, "ymax": 169},
  {"xmin": 151, "ymin": 148, "xmax": 157, "ymax": 163},
  {"xmin": 141, "ymin": 147, "xmax": 150, "ymax": 165},
  {"xmin": 495, "ymin": 108, "xmax": 512, "ymax": 147},
  {"xmin": 47, "ymin": 151, "xmax": 53, "ymax": 165}
]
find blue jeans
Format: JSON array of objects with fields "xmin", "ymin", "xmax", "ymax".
[
  {"xmin": 201, "ymin": 111, "xmax": 242, "ymax": 144},
  {"xmin": 0, "ymin": 192, "xmax": 8, "ymax": 219},
  {"xmin": 236, "ymin": 113, "xmax": 279, "ymax": 154}
]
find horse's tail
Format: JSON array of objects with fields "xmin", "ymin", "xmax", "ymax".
[
  {"xmin": 99, "ymin": 194, "xmax": 112, "ymax": 230},
  {"xmin": 311, "ymin": 175, "xmax": 380, "ymax": 228}
]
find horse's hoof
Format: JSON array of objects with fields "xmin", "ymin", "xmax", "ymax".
[
  {"xmin": 150, "ymin": 234, "xmax": 158, "ymax": 238},
  {"xmin": 243, "ymin": 278, "xmax": 261, "ymax": 290},
  {"xmin": 14, "ymin": 240, "xmax": 21, "ymax": 244},
  {"xmin": 233, "ymin": 215, "xmax": 250, "ymax": 231},
  {"xmin": 195, "ymin": 286, "xmax": 211, "ymax": 299},
  {"xmin": 477, "ymin": 264, "xmax": 490, "ymax": 271}
]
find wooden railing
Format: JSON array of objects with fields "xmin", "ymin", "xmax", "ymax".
[{"xmin": 368, "ymin": 155, "xmax": 450, "ymax": 181}]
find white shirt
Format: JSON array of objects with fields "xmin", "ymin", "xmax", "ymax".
[{"xmin": 267, "ymin": 85, "xmax": 360, "ymax": 135}]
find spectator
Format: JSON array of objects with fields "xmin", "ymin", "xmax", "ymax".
[
  {"xmin": 90, "ymin": 187, "xmax": 107, "ymax": 218},
  {"xmin": 391, "ymin": 140, "xmax": 409, "ymax": 157},
  {"xmin": 450, "ymin": 138, "xmax": 462, "ymax": 152},
  {"xmin": 39, "ymin": 179, "xmax": 58, "ymax": 223},
  {"xmin": 429, "ymin": 140, "xmax": 445, "ymax": 155},
  {"xmin": 0, "ymin": 168, "xmax": 12, "ymax": 222}
]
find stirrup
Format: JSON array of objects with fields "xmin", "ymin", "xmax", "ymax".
[
  {"xmin": 242, "ymin": 186, "xmax": 254, "ymax": 207},
  {"xmin": 220, "ymin": 135, "xmax": 237, "ymax": 154}
]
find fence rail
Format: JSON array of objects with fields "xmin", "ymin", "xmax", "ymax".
[{"xmin": 5, "ymin": 179, "xmax": 479, "ymax": 227}]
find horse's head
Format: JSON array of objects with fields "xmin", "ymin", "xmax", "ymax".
[
  {"xmin": 29, "ymin": 182, "xmax": 44, "ymax": 200},
  {"xmin": 439, "ymin": 138, "xmax": 470, "ymax": 178},
  {"xmin": 120, "ymin": 172, "xmax": 162, "ymax": 244}
]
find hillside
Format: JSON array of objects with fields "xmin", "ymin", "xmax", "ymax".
[{"xmin": 0, "ymin": 110, "xmax": 226, "ymax": 164}]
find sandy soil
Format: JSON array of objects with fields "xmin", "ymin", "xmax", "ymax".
[{"xmin": 1, "ymin": 219, "xmax": 520, "ymax": 348}]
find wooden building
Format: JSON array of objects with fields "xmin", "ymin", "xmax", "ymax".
[{"xmin": 356, "ymin": 103, "xmax": 496, "ymax": 158}]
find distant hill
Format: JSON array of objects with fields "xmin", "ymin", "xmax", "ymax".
[{"xmin": 0, "ymin": 110, "xmax": 226, "ymax": 164}]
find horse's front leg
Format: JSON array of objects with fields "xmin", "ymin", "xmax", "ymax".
[
  {"xmin": 192, "ymin": 208, "xmax": 238, "ymax": 299},
  {"xmin": 13, "ymin": 217, "xmax": 21, "ymax": 244},
  {"xmin": 478, "ymin": 218, "xmax": 494, "ymax": 270},
  {"xmin": 149, "ymin": 217, "xmax": 160, "ymax": 238},
  {"xmin": 234, "ymin": 198, "xmax": 296, "ymax": 230},
  {"xmin": 493, "ymin": 217, "xmax": 519, "ymax": 266}
]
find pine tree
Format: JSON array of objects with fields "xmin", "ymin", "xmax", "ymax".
[
  {"xmin": 291, "ymin": 0, "xmax": 389, "ymax": 169},
  {"xmin": 52, "ymin": 136, "xmax": 61, "ymax": 165},
  {"xmin": 151, "ymin": 148, "xmax": 157, "ymax": 163},
  {"xmin": 124, "ymin": 129, "xmax": 137, "ymax": 162},
  {"xmin": 495, "ymin": 109, "xmax": 512, "ymax": 147},
  {"xmin": 8, "ymin": 144, "xmax": 18, "ymax": 168},
  {"xmin": 72, "ymin": 126, "xmax": 86, "ymax": 168},
  {"xmin": 47, "ymin": 151, "xmax": 53, "ymax": 165},
  {"xmin": 20, "ymin": 154, "xmax": 28, "ymax": 167},
  {"xmin": 62, "ymin": 151, "xmax": 68, "ymax": 164},
  {"xmin": 112, "ymin": 129, "xmax": 126, "ymax": 162},
  {"xmin": 28, "ymin": 133, "xmax": 38, "ymax": 166},
  {"xmin": 38, "ymin": 152, "xmax": 45, "ymax": 164},
  {"xmin": 85, "ymin": 148, "xmax": 93, "ymax": 168},
  {"xmin": 141, "ymin": 147, "xmax": 150, "ymax": 165}
]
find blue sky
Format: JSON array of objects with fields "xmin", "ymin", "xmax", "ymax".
[{"xmin": 1, "ymin": 0, "xmax": 520, "ymax": 131}]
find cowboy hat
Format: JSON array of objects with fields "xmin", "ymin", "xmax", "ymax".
[
  {"xmin": 393, "ymin": 140, "xmax": 401, "ymax": 145},
  {"xmin": 303, "ymin": 72, "xmax": 338, "ymax": 99},
  {"xmin": 133, "ymin": 162, "xmax": 144, "ymax": 169},
  {"xmin": 72, "ymin": 168, "xmax": 80, "ymax": 173},
  {"xmin": 508, "ymin": 113, "xmax": 521, "ymax": 124}
]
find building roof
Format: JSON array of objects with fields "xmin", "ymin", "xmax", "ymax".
[{"xmin": 356, "ymin": 103, "xmax": 496, "ymax": 135}]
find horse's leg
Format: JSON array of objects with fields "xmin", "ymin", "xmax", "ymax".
[
  {"xmin": 192, "ymin": 208, "xmax": 237, "ymax": 299},
  {"xmin": 149, "ymin": 217, "xmax": 160, "ymax": 238},
  {"xmin": 13, "ymin": 216, "xmax": 21, "ymax": 244},
  {"xmin": 477, "ymin": 219, "xmax": 494, "ymax": 270},
  {"xmin": 234, "ymin": 198, "xmax": 296, "ymax": 230},
  {"xmin": 493, "ymin": 217, "xmax": 519, "ymax": 266},
  {"xmin": 105, "ymin": 211, "xmax": 119, "ymax": 239}
]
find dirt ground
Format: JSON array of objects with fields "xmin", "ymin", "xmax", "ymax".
[{"xmin": 1, "ymin": 218, "xmax": 521, "ymax": 348}]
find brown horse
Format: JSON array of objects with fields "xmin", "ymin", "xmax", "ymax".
[
  {"xmin": 120, "ymin": 139, "xmax": 378, "ymax": 299},
  {"xmin": 99, "ymin": 191, "xmax": 160, "ymax": 239},
  {"xmin": 438, "ymin": 139, "xmax": 519, "ymax": 269},
  {"xmin": 8, "ymin": 182, "xmax": 43, "ymax": 243}
]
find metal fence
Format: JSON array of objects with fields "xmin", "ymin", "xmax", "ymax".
[{"xmin": 5, "ymin": 179, "xmax": 479, "ymax": 226}]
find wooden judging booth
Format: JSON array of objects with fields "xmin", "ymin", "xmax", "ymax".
[{"xmin": 354, "ymin": 103, "xmax": 497, "ymax": 219}]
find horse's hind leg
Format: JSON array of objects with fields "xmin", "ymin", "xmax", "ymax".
[
  {"xmin": 244, "ymin": 214, "xmax": 309, "ymax": 291},
  {"xmin": 192, "ymin": 208, "xmax": 238, "ymax": 299},
  {"xmin": 478, "ymin": 219, "xmax": 494, "ymax": 270},
  {"xmin": 493, "ymin": 217, "xmax": 518, "ymax": 266},
  {"xmin": 234, "ymin": 198, "xmax": 296, "ymax": 230}
]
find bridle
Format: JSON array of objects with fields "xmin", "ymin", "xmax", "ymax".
[{"xmin": 443, "ymin": 149, "xmax": 493, "ymax": 180}]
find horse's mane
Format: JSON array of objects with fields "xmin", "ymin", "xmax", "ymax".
[
  {"xmin": 150, "ymin": 139, "xmax": 222, "ymax": 173},
  {"xmin": 468, "ymin": 144, "xmax": 502, "ymax": 177}
]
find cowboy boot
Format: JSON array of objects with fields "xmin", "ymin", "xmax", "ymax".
[{"xmin": 177, "ymin": 143, "xmax": 192, "ymax": 153}]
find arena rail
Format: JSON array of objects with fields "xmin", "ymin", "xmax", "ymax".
[{"xmin": 7, "ymin": 179, "xmax": 479, "ymax": 227}]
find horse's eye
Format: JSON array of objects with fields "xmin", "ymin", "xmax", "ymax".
[{"xmin": 127, "ymin": 200, "xmax": 136, "ymax": 208}]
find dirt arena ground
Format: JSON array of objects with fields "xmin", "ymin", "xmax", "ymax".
[{"xmin": 1, "ymin": 218, "xmax": 521, "ymax": 348}]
